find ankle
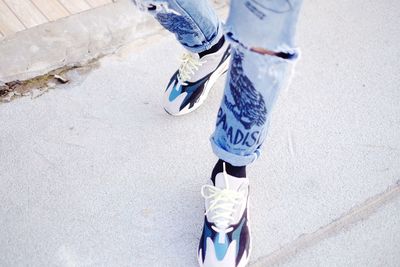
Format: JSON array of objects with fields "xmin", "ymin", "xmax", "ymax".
[
  {"xmin": 211, "ymin": 159, "xmax": 246, "ymax": 183},
  {"xmin": 198, "ymin": 36, "xmax": 225, "ymax": 58}
]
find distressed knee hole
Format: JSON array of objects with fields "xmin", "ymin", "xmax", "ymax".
[{"xmin": 226, "ymin": 32, "xmax": 298, "ymax": 60}]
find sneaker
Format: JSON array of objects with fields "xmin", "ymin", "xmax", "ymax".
[
  {"xmin": 198, "ymin": 163, "xmax": 251, "ymax": 267},
  {"xmin": 163, "ymin": 39, "xmax": 230, "ymax": 116}
]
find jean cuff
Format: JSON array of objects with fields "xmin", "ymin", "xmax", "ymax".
[
  {"xmin": 183, "ymin": 22, "xmax": 224, "ymax": 53},
  {"xmin": 210, "ymin": 136, "xmax": 261, "ymax": 167}
]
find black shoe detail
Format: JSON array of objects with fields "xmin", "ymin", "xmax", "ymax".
[
  {"xmin": 198, "ymin": 210, "xmax": 250, "ymax": 264},
  {"xmin": 178, "ymin": 74, "xmax": 212, "ymax": 110},
  {"xmin": 165, "ymin": 70, "xmax": 179, "ymax": 93},
  {"xmin": 199, "ymin": 36, "xmax": 226, "ymax": 58},
  {"xmin": 235, "ymin": 209, "xmax": 251, "ymax": 266}
]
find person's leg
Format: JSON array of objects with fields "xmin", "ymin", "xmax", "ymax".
[
  {"xmin": 211, "ymin": 0, "xmax": 304, "ymax": 167},
  {"xmin": 199, "ymin": 1, "xmax": 304, "ymax": 266},
  {"xmin": 133, "ymin": 0, "xmax": 231, "ymax": 116}
]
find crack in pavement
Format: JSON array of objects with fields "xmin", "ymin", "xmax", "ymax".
[{"xmin": 250, "ymin": 179, "xmax": 400, "ymax": 267}]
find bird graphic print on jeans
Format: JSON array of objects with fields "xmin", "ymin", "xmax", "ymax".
[
  {"xmin": 155, "ymin": 13, "xmax": 201, "ymax": 47},
  {"xmin": 224, "ymin": 50, "xmax": 267, "ymax": 130}
]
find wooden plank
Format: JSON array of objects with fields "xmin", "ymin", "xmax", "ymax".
[
  {"xmin": 31, "ymin": 0, "xmax": 70, "ymax": 21},
  {"xmin": 3, "ymin": 0, "xmax": 48, "ymax": 28},
  {"xmin": 57, "ymin": 0, "xmax": 91, "ymax": 14},
  {"xmin": 86, "ymin": 0, "xmax": 112, "ymax": 8},
  {"xmin": 0, "ymin": 0, "xmax": 25, "ymax": 36}
]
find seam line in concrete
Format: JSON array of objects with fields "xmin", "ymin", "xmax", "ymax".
[
  {"xmin": 2, "ymin": 0, "xmax": 28, "ymax": 29},
  {"xmin": 251, "ymin": 179, "xmax": 400, "ymax": 267},
  {"xmin": 29, "ymin": 0, "xmax": 49, "ymax": 22}
]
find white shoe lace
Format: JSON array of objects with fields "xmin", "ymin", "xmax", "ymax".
[
  {"xmin": 201, "ymin": 167, "xmax": 246, "ymax": 233},
  {"xmin": 178, "ymin": 53, "xmax": 206, "ymax": 85}
]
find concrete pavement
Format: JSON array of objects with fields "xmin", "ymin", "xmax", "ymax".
[
  {"xmin": 1, "ymin": 0, "xmax": 400, "ymax": 266},
  {"xmin": 0, "ymin": 0, "xmax": 228, "ymax": 83}
]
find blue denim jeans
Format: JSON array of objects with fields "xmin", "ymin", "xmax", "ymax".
[{"xmin": 134, "ymin": 0, "xmax": 303, "ymax": 166}]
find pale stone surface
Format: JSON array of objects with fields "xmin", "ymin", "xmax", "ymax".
[
  {"xmin": 0, "ymin": 0, "xmax": 399, "ymax": 266},
  {"xmin": 282, "ymin": 197, "xmax": 400, "ymax": 267},
  {"xmin": 0, "ymin": 0, "xmax": 229, "ymax": 83}
]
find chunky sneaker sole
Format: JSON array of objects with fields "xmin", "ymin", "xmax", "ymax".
[
  {"xmin": 197, "ymin": 164, "xmax": 252, "ymax": 267},
  {"xmin": 163, "ymin": 44, "xmax": 231, "ymax": 116}
]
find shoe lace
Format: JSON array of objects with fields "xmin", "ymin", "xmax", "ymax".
[
  {"xmin": 178, "ymin": 53, "xmax": 206, "ymax": 85},
  {"xmin": 201, "ymin": 170, "xmax": 246, "ymax": 232}
]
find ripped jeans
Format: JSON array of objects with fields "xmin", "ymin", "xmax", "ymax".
[{"xmin": 133, "ymin": 0, "xmax": 303, "ymax": 166}]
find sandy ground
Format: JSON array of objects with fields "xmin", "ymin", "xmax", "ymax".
[{"xmin": 1, "ymin": 0, "xmax": 400, "ymax": 266}]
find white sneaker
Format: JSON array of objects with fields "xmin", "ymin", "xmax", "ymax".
[
  {"xmin": 163, "ymin": 40, "xmax": 230, "ymax": 116},
  {"xmin": 198, "ymin": 163, "xmax": 251, "ymax": 267}
]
